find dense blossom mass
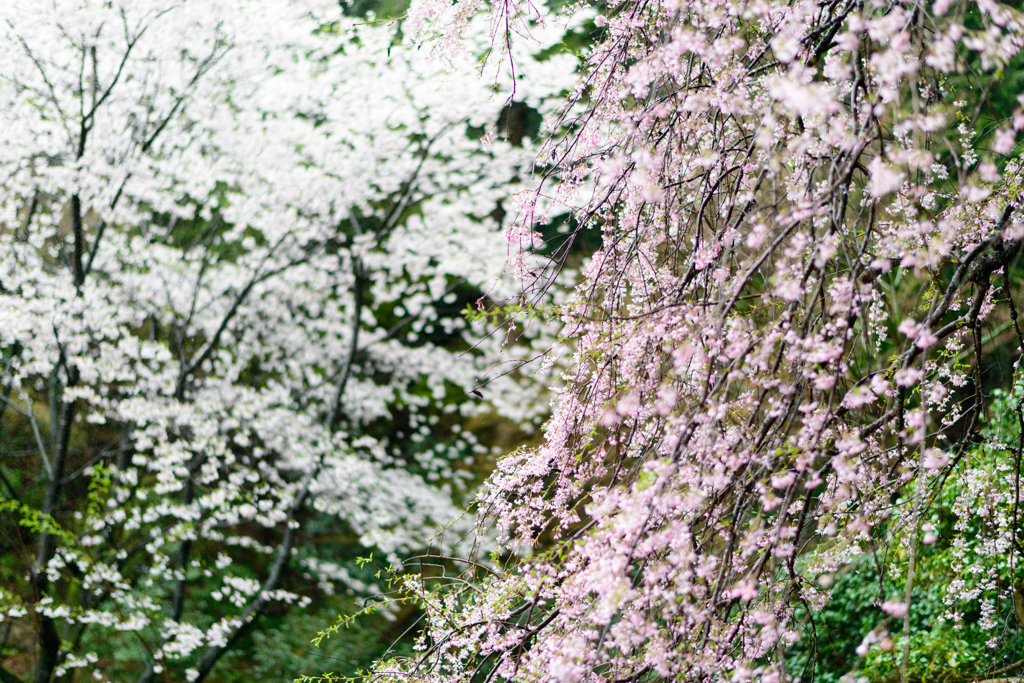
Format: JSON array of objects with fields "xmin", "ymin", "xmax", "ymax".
[
  {"xmin": 352, "ymin": 0, "xmax": 1024, "ymax": 681},
  {"xmin": 0, "ymin": 2, "xmax": 577, "ymax": 682}
]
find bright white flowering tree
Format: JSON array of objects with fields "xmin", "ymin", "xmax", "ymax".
[{"xmin": 0, "ymin": 2, "xmax": 577, "ymax": 682}]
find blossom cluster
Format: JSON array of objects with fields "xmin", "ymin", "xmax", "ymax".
[
  {"xmin": 367, "ymin": 0, "xmax": 1024, "ymax": 680},
  {"xmin": 0, "ymin": 2, "xmax": 576, "ymax": 681}
]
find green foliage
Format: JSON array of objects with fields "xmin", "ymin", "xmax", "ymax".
[
  {"xmin": 790, "ymin": 382, "xmax": 1024, "ymax": 682},
  {"xmin": 342, "ymin": 0, "xmax": 410, "ymax": 21},
  {"xmin": 235, "ymin": 597, "xmax": 417, "ymax": 683},
  {"xmin": 0, "ymin": 500, "xmax": 74, "ymax": 545},
  {"xmin": 463, "ymin": 299, "xmax": 553, "ymax": 327}
]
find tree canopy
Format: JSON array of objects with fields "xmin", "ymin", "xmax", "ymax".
[
  {"xmin": 0, "ymin": 3, "xmax": 575, "ymax": 682},
  {"xmin": 345, "ymin": 0, "xmax": 1024, "ymax": 681}
]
